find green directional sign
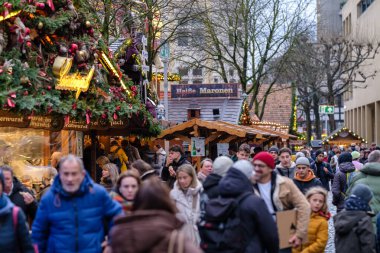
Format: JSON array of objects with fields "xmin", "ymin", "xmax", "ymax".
[
  {"xmin": 160, "ymin": 43, "xmax": 170, "ymax": 59},
  {"xmin": 319, "ymin": 105, "xmax": 334, "ymax": 114}
]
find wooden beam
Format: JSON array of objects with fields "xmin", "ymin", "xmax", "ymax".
[
  {"xmin": 205, "ymin": 131, "xmax": 224, "ymax": 145},
  {"xmin": 219, "ymin": 135, "xmax": 239, "ymax": 143}
]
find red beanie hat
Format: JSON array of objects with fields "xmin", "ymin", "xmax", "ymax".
[{"xmin": 253, "ymin": 152, "xmax": 275, "ymax": 169}]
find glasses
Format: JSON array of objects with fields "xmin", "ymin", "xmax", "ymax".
[{"xmin": 253, "ymin": 163, "xmax": 267, "ymax": 168}]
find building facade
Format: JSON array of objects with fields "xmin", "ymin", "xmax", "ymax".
[
  {"xmin": 317, "ymin": 0, "xmax": 343, "ymax": 40},
  {"xmin": 342, "ymin": 0, "xmax": 380, "ymax": 144}
]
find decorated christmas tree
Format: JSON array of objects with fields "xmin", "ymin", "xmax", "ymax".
[
  {"xmin": 0, "ymin": 0, "xmax": 159, "ymax": 135},
  {"xmin": 239, "ymin": 100, "xmax": 252, "ymax": 126}
]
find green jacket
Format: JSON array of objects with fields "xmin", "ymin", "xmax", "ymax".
[{"xmin": 347, "ymin": 162, "xmax": 380, "ymax": 228}]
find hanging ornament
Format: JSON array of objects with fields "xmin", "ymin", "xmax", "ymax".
[
  {"xmin": 59, "ymin": 45, "xmax": 68, "ymax": 55},
  {"xmin": 37, "ymin": 22, "xmax": 43, "ymax": 29},
  {"xmin": 20, "ymin": 76, "xmax": 29, "ymax": 84},
  {"xmin": 35, "ymin": 2, "xmax": 45, "ymax": 9},
  {"xmin": 113, "ymin": 112, "xmax": 118, "ymax": 120},
  {"xmin": 86, "ymin": 110, "xmax": 92, "ymax": 124},
  {"xmin": 85, "ymin": 21, "xmax": 91, "ymax": 28},
  {"xmin": 87, "ymin": 28, "xmax": 94, "ymax": 36},
  {"xmin": 23, "ymin": 90, "xmax": 29, "ymax": 96}
]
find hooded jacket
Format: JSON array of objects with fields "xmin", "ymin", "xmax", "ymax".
[
  {"xmin": 275, "ymin": 161, "xmax": 296, "ymax": 179},
  {"xmin": 202, "ymin": 173, "xmax": 222, "ymax": 199},
  {"xmin": 293, "ymin": 212, "xmax": 330, "ymax": 253},
  {"xmin": 217, "ymin": 168, "xmax": 279, "ymax": 253},
  {"xmin": 346, "ymin": 162, "xmax": 380, "ymax": 228},
  {"xmin": 334, "ymin": 210, "xmax": 376, "ymax": 253},
  {"xmin": 161, "ymin": 155, "xmax": 190, "ymax": 188},
  {"xmin": 332, "ymin": 162, "xmax": 356, "ymax": 212},
  {"xmin": 109, "ymin": 210, "xmax": 202, "ymax": 253},
  {"xmin": 0, "ymin": 194, "xmax": 34, "ymax": 253},
  {"xmin": 110, "ymin": 145, "xmax": 129, "ymax": 172},
  {"xmin": 293, "ymin": 170, "xmax": 322, "ymax": 194},
  {"xmin": 8, "ymin": 177, "xmax": 38, "ymax": 220},
  {"xmin": 170, "ymin": 180, "xmax": 202, "ymax": 245},
  {"xmin": 32, "ymin": 173, "xmax": 122, "ymax": 253}
]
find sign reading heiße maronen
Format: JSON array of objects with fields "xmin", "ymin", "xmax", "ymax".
[{"xmin": 171, "ymin": 83, "xmax": 239, "ymax": 98}]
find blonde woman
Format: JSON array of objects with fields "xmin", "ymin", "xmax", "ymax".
[
  {"xmin": 101, "ymin": 163, "xmax": 119, "ymax": 192},
  {"xmin": 170, "ymin": 164, "xmax": 203, "ymax": 245}
]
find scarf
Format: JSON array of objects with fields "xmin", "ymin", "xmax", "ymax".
[{"xmin": 344, "ymin": 195, "xmax": 372, "ymax": 212}]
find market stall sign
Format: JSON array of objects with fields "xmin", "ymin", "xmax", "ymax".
[
  {"xmin": 63, "ymin": 119, "xmax": 90, "ymax": 131},
  {"xmin": 29, "ymin": 116, "xmax": 64, "ymax": 132},
  {"xmin": 0, "ymin": 111, "xmax": 29, "ymax": 128},
  {"xmin": 171, "ymin": 84, "xmax": 239, "ymax": 98}
]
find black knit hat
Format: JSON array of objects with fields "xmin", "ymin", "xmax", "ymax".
[
  {"xmin": 315, "ymin": 149, "xmax": 324, "ymax": 157},
  {"xmin": 338, "ymin": 152, "xmax": 352, "ymax": 164},
  {"xmin": 352, "ymin": 184, "xmax": 373, "ymax": 203},
  {"xmin": 268, "ymin": 146, "xmax": 279, "ymax": 154}
]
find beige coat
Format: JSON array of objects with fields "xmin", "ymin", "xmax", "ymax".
[{"xmin": 254, "ymin": 174, "xmax": 310, "ymax": 241}]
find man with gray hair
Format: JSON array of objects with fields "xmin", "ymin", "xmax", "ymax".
[
  {"xmin": 202, "ymin": 156, "xmax": 233, "ymax": 199},
  {"xmin": 32, "ymin": 154, "xmax": 122, "ymax": 253},
  {"xmin": 347, "ymin": 150, "xmax": 380, "ymax": 228}
]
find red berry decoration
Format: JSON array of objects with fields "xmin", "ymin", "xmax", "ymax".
[{"xmin": 23, "ymin": 91, "xmax": 29, "ymax": 96}]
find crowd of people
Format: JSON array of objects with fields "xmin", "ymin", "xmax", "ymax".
[{"xmin": 1, "ymin": 141, "xmax": 380, "ymax": 253}]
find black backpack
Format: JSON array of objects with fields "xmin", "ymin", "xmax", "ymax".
[{"xmin": 198, "ymin": 191, "xmax": 252, "ymax": 253}]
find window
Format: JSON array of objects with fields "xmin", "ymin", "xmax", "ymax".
[
  {"xmin": 213, "ymin": 109, "xmax": 220, "ymax": 115},
  {"xmin": 178, "ymin": 67, "xmax": 189, "ymax": 76},
  {"xmin": 190, "ymin": 110, "xmax": 196, "ymax": 118},
  {"xmin": 358, "ymin": 0, "xmax": 374, "ymax": 16},
  {"xmin": 213, "ymin": 77, "xmax": 219, "ymax": 83},
  {"xmin": 229, "ymin": 68, "xmax": 234, "ymax": 76},
  {"xmin": 193, "ymin": 68, "xmax": 202, "ymax": 76},
  {"xmin": 178, "ymin": 36, "xmax": 189, "ymax": 46}
]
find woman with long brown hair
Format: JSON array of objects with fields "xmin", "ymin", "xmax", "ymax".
[
  {"xmin": 109, "ymin": 170, "xmax": 141, "ymax": 213},
  {"xmin": 109, "ymin": 178, "xmax": 202, "ymax": 253},
  {"xmin": 100, "ymin": 163, "xmax": 119, "ymax": 192}
]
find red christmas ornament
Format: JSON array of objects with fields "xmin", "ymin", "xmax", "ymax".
[
  {"xmin": 7, "ymin": 98, "xmax": 15, "ymax": 108},
  {"xmin": 113, "ymin": 112, "xmax": 118, "ymax": 120},
  {"xmin": 87, "ymin": 28, "xmax": 94, "ymax": 36},
  {"xmin": 72, "ymin": 103, "xmax": 77, "ymax": 110},
  {"xmin": 35, "ymin": 2, "xmax": 45, "ymax": 9},
  {"xmin": 101, "ymin": 113, "xmax": 107, "ymax": 119},
  {"xmin": 47, "ymin": 85, "xmax": 52, "ymax": 90},
  {"xmin": 23, "ymin": 91, "xmax": 29, "ymax": 96},
  {"xmin": 116, "ymin": 105, "xmax": 121, "ymax": 111},
  {"xmin": 3, "ymin": 2, "xmax": 12, "ymax": 9},
  {"xmin": 26, "ymin": 41, "xmax": 32, "ymax": 48},
  {"xmin": 42, "ymin": 91, "xmax": 46, "ymax": 95}
]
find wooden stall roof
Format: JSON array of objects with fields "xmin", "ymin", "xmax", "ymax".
[
  {"xmin": 159, "ymin": 118, "xmax": 284, "ymax": 140},
  {"xmin": 322, "ymin": 126, "xmax": 367, "ymax": 145}
]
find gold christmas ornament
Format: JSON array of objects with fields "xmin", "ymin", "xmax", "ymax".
[
  {"xmin": 20, "ymin": 76, "xmax": 30, "ymax": 84},
  {"xmin": 85, "ymin": 21, "xmax": 91, "ymax": 28},
  {"xmin": 38, "ymin": 22, "xmax": 44, "ymax": 29}
]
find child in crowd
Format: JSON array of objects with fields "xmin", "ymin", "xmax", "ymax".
[
  {"xmin": 293, "ymin": 187, "xmax": 329, "ymax": 253},
  {"xmin": 334, "ymin": 184, "xmax": 376, "ymax": 253}
]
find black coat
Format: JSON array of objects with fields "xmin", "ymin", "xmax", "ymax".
[
  {"xmin": 334, "ymin": 210, "xmax": 376, "ymax": 253},
  {"xmin": 202, "ymin": 173, "xmax": 222, "ymax": 199},
  {"xmin": 9, "ymin": 177, "xmax": 38, "ymax": 221},
  {"xmin": 315, "ymin": 161, "xmax": 334, "ymax": 191},
  {"xmin": 332, "ymin": 162, "xmax": 356, "ymax": 212},
  {"xmin": 218, "ymin": 168, "xmax": 279, "ymax": 253},
  {"xmin": 293, "ymin": 178, "xmax": 322, "ymax": 194},
  {"xmin": 161, "ymin": 156, "xmax": 190, "ymax": 188}
]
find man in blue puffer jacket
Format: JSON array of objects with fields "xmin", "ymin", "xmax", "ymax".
[{"xmin": 32, "ymin": 154, "xmax": 122, "ymax": 253}]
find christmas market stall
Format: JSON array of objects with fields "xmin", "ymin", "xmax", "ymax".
[
  {"xmin": 157, "ymin": 118, "xmax": 289, "ymax": 167},
  {"xmin": 0, "ymin": 0, "xmax": 160, "ymax": 192},
  {"xmin": 322, "ymin": 126, "xmax": 367, "ymax": 148}
]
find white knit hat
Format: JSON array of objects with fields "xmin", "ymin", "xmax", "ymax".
[
  {"xmin": 213, "ymin": 156, "xmax": 233, "ymax": 177},
  {"xmin": 234, "ymin": 160, "xmax": 254, "ymax": 179}
]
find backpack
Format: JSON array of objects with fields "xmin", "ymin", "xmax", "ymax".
[{"xmin": 198, "ymin": 192, "xmax": 251, "ymax": 253}]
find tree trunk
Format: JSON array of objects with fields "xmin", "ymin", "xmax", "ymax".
[
  {"xmin": 312, "ymin": 93, "xmax": 322, "ymax": 139},
  {"xmin": 305, "ymin": 103, "xmax": 312, "ymax": 145}
]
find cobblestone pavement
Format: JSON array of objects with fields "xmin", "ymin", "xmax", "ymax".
[{"xmin": 325, "ymin": 191, "xmax": 336, "ymax": 253}]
